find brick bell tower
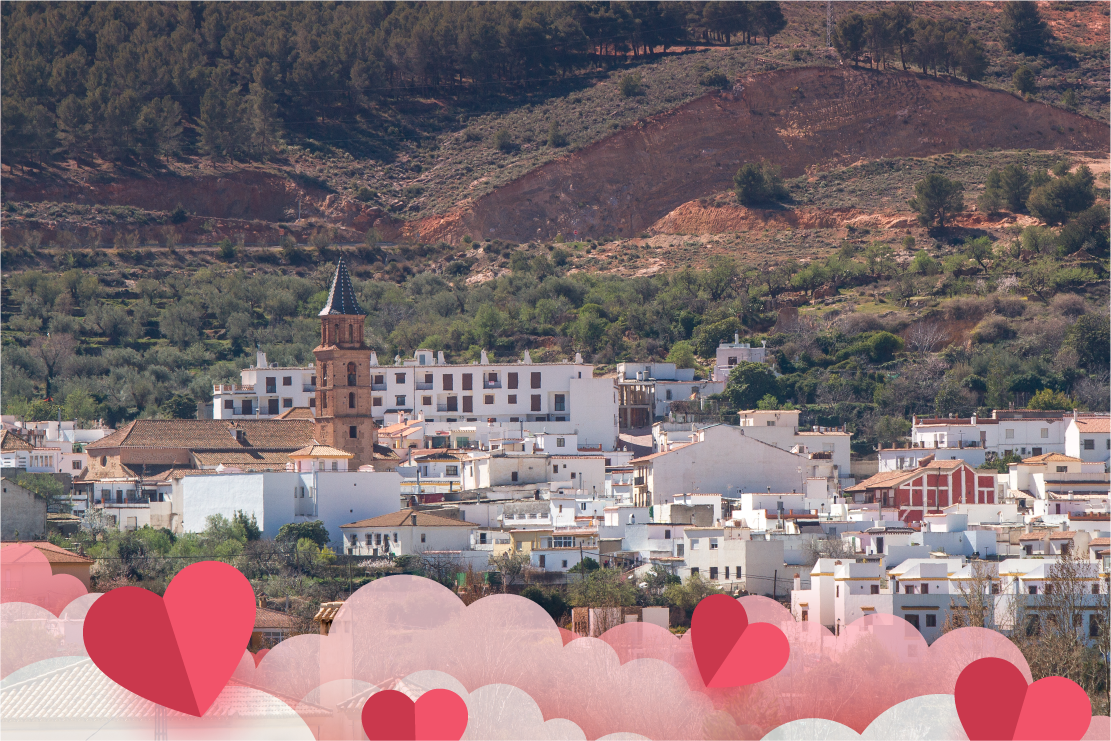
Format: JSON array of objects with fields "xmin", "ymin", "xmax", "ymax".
[{"xmin": 314, "ymin": 258, "xmax": 377, "ymax": 468}]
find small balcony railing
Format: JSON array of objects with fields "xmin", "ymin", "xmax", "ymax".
[
  {"xmin": 415, "ymin": 382, "xmax": 433, "ymax": 390},
  {"xmin": 483, "ymin": 381, "xmax": 502, "ymax": 389}
]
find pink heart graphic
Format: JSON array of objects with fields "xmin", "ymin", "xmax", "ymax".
[
  {"xmin": 0, "ymin": 543, "xmax": 88, "ymax": 616},
  {"xmin": 956, "ymin": 657, "xmax": 1092, "ymax": 740},
  {"xmin": 361, "ymin": 688, "xmax": 469, "ymax": 740},
  {"xmin": 83, "ymin": 561, "xmax": 256, "ymax": 716},
  {"xmin": 691, "ymin": 593, "xmax": 790, "ymax": 687}
]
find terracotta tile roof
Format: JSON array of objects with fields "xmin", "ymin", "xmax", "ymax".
[
  {"xmin": 1022, "ymin": 453, "xmax": 1083, "ymax": 463},
  {"xmin": 86, "ymin": 419, "xmax": 315, "ymax": 452},
  {"xmin": 1048, "ymin": 531, "xmax": 1080, "ymax": 539},
  {"xmin": 845, "ymin": 459, "xmax": 969, "ymax": 492},
  {"xmin": 1019, "ymin": 531, "xmax": 1053, "ymax": 541},
  {"xmin": 1076, "ymin": 418, "xmax": 1111, "ymax": 433},
  {"xmin": 0, "ymin": 541, "xmax": 93, "ymax": 564},
  {"xmin": 341, "ymin": 508, "xmax": 471, "ymax": 529},
  {"xmin": 254, "ymin": 607, "xmax": 301, "ymax": 630},
  {"xmin": 274, "ymin": 406, "xmax": 315, "ymax": 420},
  {"xmin": 1089, "ymin": 538, "xmax": 1110, "ymax": 546},
  {"xmin": 379, "ymin": 420, "xmax": 423, "ymax": 436},
  {"xmin": 191, "ymin": 451, "xmax": 292, "ymax": 471},
  {"xmin": 372, "ymin": 444, "xmax": 401, "ymax": 461},
  {"xmin": 289, "ymin": 442, "xmax": 353, "ymax": 459},
  {"xmin": 0, "ymin": 429, "xmax": 35, "ymax": 451}
]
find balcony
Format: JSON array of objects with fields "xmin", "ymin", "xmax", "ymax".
[
  {"xmin": 483, "ymin": 381, "xmax": 502, "ymax": 389},
  {"xmin": 371, "ymin": 383, "xmax": 388, "ymax": 391},
  {"xmin": 415, "ymin": 382, "xmax": 434, "ymax": 390},
  {"xmin": 303, "ymin": 384, "xmax": 316, "ymax": 393},
  {"xmin": 215, "ymin": 384, "xmax": 254, "ymax": 393}
]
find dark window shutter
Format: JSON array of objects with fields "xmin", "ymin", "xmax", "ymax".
[
  {"xmin": 443, "ymin": 374, "xmax": 453, "ymax": 390},
  {"xmin": 508, "ymin": 372, "xmax": 518, "ymax": 389},
  {"xmin": 463, "ymin": 396, "xmax": 473, "ymax": 413},
  {"xmin": 531, "ymin": 372, "xmax": 541, "ymax": 389},
  {"xmin": 462, "ymin": 373, "xmax": 473, "ymax": 390},
  {"xmin": 531, "ymin": 394, "xmax": 541, "ymax": 411}
]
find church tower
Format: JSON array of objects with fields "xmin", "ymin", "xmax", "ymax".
[{"xmin": 314, "ymin": 258, "xmax": 377, "ymax": 468}]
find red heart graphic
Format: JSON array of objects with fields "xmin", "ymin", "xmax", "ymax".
[
  {"xmin": 83, "ymin": 561, "xmax": 256, "ymax": 717},
  {"xmin": 691, "ymin": 593, "xmax": 789, "ymax": 687},
  {"xmin": 956, "ymin": 657, "xmax": 1091, "ymax": 740},
  {"xmin": 361, "ymin": 689, "xmax": 468, "ymax": 741}
]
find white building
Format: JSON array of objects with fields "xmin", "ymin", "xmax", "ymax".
[
  {"xmin": 172, "ymin": 470, "xmax": 401, "ymax": 545},
  {"xmin": 614, "ymin": 362, "xmax": 724, "ymax": 421},
  {"xmin": 712, "ymin": 335, "xmax": 768, "ymax": 382},
  {"xmin": 213, "ymin": 351, "xmax": 317, "ymax": 419},
  {"xmin": 1066, "ymin": 415, "xmax": 1111, "ymax": 464},
  {"xmin": 340, "ymin": 508, "xmax": 474, "ymax": 557},
  {"xmin": 631, "ymin": 424, "xmax": 840, "ymax": 507},
  {"xmin": 681, "ymin": 527, "xmax": 785, "ymax": 597},
  {"xmin": 908, "ymin": 410, "xmax": 1111, "ymax": 464},
  {"xmin": 461, "ymin": 450, "xmax": 606, "ymax": 498},
  {"xmin": 1007, "ymin": 454, "xmax": 1110, "ymax": 515}
]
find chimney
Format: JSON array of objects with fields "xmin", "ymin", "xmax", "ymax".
[
  {"xmin": 1025, "ymin": 522, "xmax": 1033, "ymax": 534},
  {"xmin": 410, "ymin": 513, "xmax": 417, "ymax": 526},
  {"xmin": 971, "ymin": 413, "xmax": 977, "ymax": 425},
  {"xmin": 1072, "ymin": 408, "xmax": 1078, "ymax": 421},
  {"xmin": 793, "ymin": 573, "xmax": 801, "ymax": 591},
  {"xmin": 256, "ymin": 349, "xmax": 267, "ymax": 368},
  {"xmin": 734, "ymin": 333, "xmax": 739, "ymax": 344}
]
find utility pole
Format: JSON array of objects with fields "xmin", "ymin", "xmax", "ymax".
[
  {"xmin": 773, "ymin": 569, "xmax": 778, "ymax": 601},
  {"xmin": 580, "ymin": 543, "xmax": 584, "ymax": 583},
  {"xmin": 827, "ymin": 1, "xmax": 833, "ymax": 48}
]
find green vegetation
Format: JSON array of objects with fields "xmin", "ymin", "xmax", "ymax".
[
  {"xmin": 908, "ymin": 174, "xmax": 965, "ymax": 229},
  {"xmin": 734, "ymin": 162, "xmax": 789, "ymax": 207}
]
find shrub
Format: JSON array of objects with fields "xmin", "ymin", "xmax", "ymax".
[
  {"xmin": 1027, "ymin": 166, "xmax": 1096, "ymax": 225},
  {"xmin": 169, "ymin": 204, "xmax": 188, "ymax": 224},
  {"xmin": 908, "ymin": 174, "xmax": 964, "ymax": 228},
  {"xmin": 217, "ymin": 238, "xmax": 237, "ymax": 261},
  {"xmin": 1028, "ymin": 388, "xmax": 1076, "ymax": 411},
  {"xmin": 493, "ymin": 129, "xmax": 513, "ymax": 153},
  {"xmin": 547, "ymin": 121, "xmax": 568, "ymax": 148},
  {"xmin": 733, "ymin": 162, "xmax": 789, "ymax": 206},
  {"xmin": 1012, "ymin": 66, "xmax": 1036, "ymax": 95},
  {"xmin": 698, "ymin": 71, "xmax": 729, "ymax": 89},
  {"xmin": 619, "ymin": 73, "xmax": 643, "ymax": 97}
]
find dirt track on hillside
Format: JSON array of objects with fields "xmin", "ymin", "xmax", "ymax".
[{"xmin": 443, "ymin": 67, "xmax": 1107, "ymax": 243}]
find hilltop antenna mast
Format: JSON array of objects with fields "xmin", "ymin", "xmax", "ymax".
[{"xmin": 826, "ymin": 1, "xmax": 833, "ymax": 48}]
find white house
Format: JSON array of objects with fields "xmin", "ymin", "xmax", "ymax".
[
  {"xmin": 1066, "ymin": 415, "xmax": 1111, "ymax": 464},
  {"xmin": 911, "ymin": 410, "xmax": 1111, "ymax": 463},
  {"xmin": 172, "ymin": 470, "xmax": 401, "ymax": 545},
  {"xmin": 631, "ymin": 424, "xmax": 839, "ymax": 507},
  {"xmin": 213, "ymin": 351, "xmax": 317, "ymax": 419},
  {"xmin": 461, "ymin": 451, "xmax": 606, "ymax": 498},
  {"xmin": 340, "ymin": 508, "xmax": 474, "ymax": 557},
  {"xmin": 712, "ymin": 335, "xmax": 769, "ymax": 383},
  {"xmin": 680, "ymin": 527, "xmax": 785, "ymax": 597},
  {"xmin": 287, "ymin": 442, "xmax": 353, "ymax": 472}
]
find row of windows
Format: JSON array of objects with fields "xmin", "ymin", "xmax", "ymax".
[
  {"xmin": 331, "ymin": 370, "xmax": 550, "ymax": 389},
  {"xmin": 366, "ymin": 394, "xmax": 555, "ymax": 411},
  {"xmin": 223, "ymin": 398, "xmax": 295, "ymax": 414},
  {"xmin": 689, "ymin": 566, "xmax": 743, "ymax": 580},
  {"xmin": 259, "ymin": 376, "xmax": 304, "ymax": 393}
]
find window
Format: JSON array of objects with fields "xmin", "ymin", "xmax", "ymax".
[
  {"xmin": 728, "ymin": 356, "xmax": 737, "ymax": 366},
  {"xmin": 925, "ymin": 614, "xmax": 937, "ymax": 628},
  {"xmin": 242, "ymin": 400, "xmax": 253, "ymax": 415},
  {"xmin": 904, "ymin": 585, "xmax": 915, "ymax": 594},
  {"xmin": 570, "ymin": 472, "xmax": 576, "ymax": 479},
  {"xmin": 484, "ymin": 394, "xmax": 494, "ymax": 405},
  {"xmin": 224, "ymin": 400, "xmax": 234, "ymax": 409},
  {"xmin": 349, "ymin": 425, "xmax": 358, "ymax": 438},
  {"xmin": 531, "ymin": 372, "xmax": 541, "ymax": 389},
  {"xmin": 462, "ymin": 373, "xmax": 473, "ymax": 390},
  {"xmin": 553, "ymin": 465, "xmax": 559, "ymax": 474},
  {"xmin": 561, "ymin": 560, "xmax": 568, "ymax": 568},
  {"xmin": 349, "ymin": 392, "xmax": 356, "ymax": 408},
  {"xmin": 331, "ymin": 461, "xmax": 338, "ymax": 471},
  {"xmin": 283, "ymin": 398, "xmax": 293, "ymax": 408},
  {"xmin": 511, "ymin": 471, "xmax": 518, "ymax": 482},
  {"xmin": 444, "ymin": 396, "xmax": 457, "ymax": 412},
  {"xmin": 420, "ymin": 533, "xmax": 426, "ymax": 543},
  {"xmin": 905, "ymin": 614, "xmax": 920, "ymax": 630},
  {"xmin": 72, "ymin": 460, "xmax": 82, "ymax": 470},
  {"xmin": 268, "ymin": 398, "xmax": 280, "ymax": 415},
  {"xmin": 395, "ymin": 373, "xmax": 406, "ymax": 383},
  {"xmin": 836, "ymin": 585, "xmax": 840, "ymax": 598},
  {"xmin": 1083, "ymin": 439, "xmax": 1096, "ymax": 450},
  {"xmin": 554, "ymin": 394, "xmax": 565, "ymax": 411},
  {"xmin": 677, "ymin": 543, "xmax": 684, "ymax": 556},
  {"xmin": 531, "ymin": 395, "xmax": 542, "ymax": 411},
  {"xmin": 1028, "ymin": 585, "xmax": 1038, "ymax": 595},
  {"xmin": 463, "ymin": 396, "xmax": 473, "ymax": 413},
  {"xmin": 508, "ymin": 395, "xmax": 517, "ymax": 404},
  {"xmin": 871, "ymin": 585, "xmax": 880, "ymax": 595},
  {"xmin": 1091, "ymin": 615, "xmax": 1102, "ymax": 638},
  {"xmin": 921, "ymin": 584, "xmax": 929, "ymax": 594},
  {"xmin": 1005, "ymin": 429, "xmax": 1015, "ymax": 439},
  {"xmin": 373, "ymin": 397, "xmax": 382, "ymax": 407},
  {"xmin": 446, "ymin": 465, "xmax": 458, "ymax": 476},
  {"xmin": 311, "ymin": 375, "xmax": 317, "ymax": 386},
  {"xmin": 376, "ymin": 533, "xmax": 382, "ymax": 545},
  {"xmin": 801, "ymin": 609, "xmax": 808, "ymax": 622},
  {"xmin": 690, "ymin": 539, "xmax": 700, "ymax": 550},
  {"xmin": 488, "ymin": 372, "xmax": 498, "ymax": 384},
  {"xmin": 553, "ymin": 536, "xmax": 574, "ymax": 547},
  {"xmin": 664, "ymin": 529, "xmax": 671, "ymax": 539},
  {"xmin": 423, "ymin": 396, "xmax": 432, "ymax": 406},
  {"xmin": 538, "ymin": 555, "xmax": 546, "ymax": 567},
  {"xmin": 1040, "ymin": 428, "xmax": 1048, "ymax": 438},
  {"xmin": 393, "ymin": 533, "xmax": 399, "ymax": 543},
  {"xmin": 395, "ymin": 395, "xmax": 406, "ymax": 406},
  {"xmin": 309, "ymin": 398, "xmax": 316, "ymax": 408},
  {"xmin": 266, "ymin": 377, "xmax": 276, "ymax": 393},
  {"xmin": 666, "ymin": 389, "xmax": 673, "ymax": 401},
  {"xmin": 724, "ymin": 567, "xmax": 730, "ymax": 579},
  {"xmin": 690, "ymin": 567, "xmax": 699, "ymax": 575},
  {"xmin": 709, "ymin": 538, "xmax": 718, "ymax": 550},
  {"xmin": 709, "ymin": 567, "xmax": 719, "ymax": 580},
  {"xmin": 442, "ymin": 374, "xmax": 454, "ymax": 390},
  {"xmin": 1031, "ymin": 447, "xmax": 1042, "ymax": 456},
  {"xmin": 283, "ymin": 376, "xmax": 292, "ymax": 386},
  {"xmin": 424, "ymin": 373, "xmax": 433, "ymax": 384},
  {"xmin": 507, "ymin": 372, "xmax": 518, "ymax": 389},
  {"xmin": 556, "ymin": 437, "xmax": 565, "ymax": 448},
  {"xmin": 348, "ymin": 362, "xmax": 357, "ymax": 386},
  {"xmin": 373, "ymin": 374, "xmax": 385, "ymax": 385}
]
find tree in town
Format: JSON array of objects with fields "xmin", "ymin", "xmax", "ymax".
[
  {"xmin": 662, "ymin": 572, "xmax": 722, "ymax": 614},
  {"xmin": 722, "ymin": 361, "xmax": 780, "ymax": 410},
  {"xmin": 159, "ymin": 394, "xmax": 197, "ymax": 420},
  {"xmin": 520, "ymin": 585, "xmax": 570, "ymax": 623},
  {"xmin": 277, "ymin": 520, "xmax": 330, "ymax": 548},
  {"xmin": 233, "ymin": 509, "xmax": 262, "ymax": 541},
  {"xmin": 490, "ymin": 550, "xmax": 530, "ymax": 593},
  {"xmin": 30, "ymin": 333, "xmax": 76, "ymax": 399},
  {"xmin": 908, "ymin": 174, "xmax": 964, "ymax": 228},
  {"xmin": 568, "ymin": 567, "xmax": 636, "ymax": 607},
  {"xmin": 1027, "ymin": 388, "xmax": 1076, "ymax": 411}
]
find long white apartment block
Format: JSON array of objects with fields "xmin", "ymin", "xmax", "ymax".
[{"xmin": 213, "ymin": 351, "xmax": 317, "ymax": 419}]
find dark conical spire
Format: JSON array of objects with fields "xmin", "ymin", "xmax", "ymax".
[{"xmin": 319, "ymin": 258, "xmax": 366, "ymax": 316}]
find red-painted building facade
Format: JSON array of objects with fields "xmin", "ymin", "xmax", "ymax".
[{"xmin": 846, "ymin": 459, "xmax": 997, "ymax": 524}]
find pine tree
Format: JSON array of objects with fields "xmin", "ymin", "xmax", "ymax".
[{"xmin": 1002, "ymin": 1, "xmax": 1050, "ymax": 56}]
